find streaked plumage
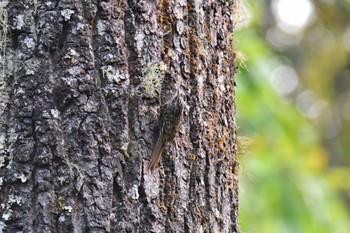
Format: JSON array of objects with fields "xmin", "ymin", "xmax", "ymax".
[{"xmin": 148, "ymin": 94, "xmax": 184, "ymax": 172}]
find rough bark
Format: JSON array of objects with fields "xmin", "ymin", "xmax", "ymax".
[{"xmin": 0, "ymin": 0, "xmax": 239, "ymax": 232}]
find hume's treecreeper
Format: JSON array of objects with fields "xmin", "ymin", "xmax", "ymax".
[{"xmin": 148, "ymin": 94, "xmax": 185, "ymax": 172}]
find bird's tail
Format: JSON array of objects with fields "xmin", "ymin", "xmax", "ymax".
[{"xmin": 148, "ymin": 137, "xmax": 166, "ymax": 172}]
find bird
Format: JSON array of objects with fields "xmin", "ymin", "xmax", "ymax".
[{"xmin": 148, "ymin": 93, "xmax": 184, "ymax": 172}]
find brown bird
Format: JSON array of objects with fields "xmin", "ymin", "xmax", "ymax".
[{"xmin": 148, "ymin": 94, "xmax": 184, "ymax": 172}]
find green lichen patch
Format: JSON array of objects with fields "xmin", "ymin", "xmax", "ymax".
[{"xmin": 136, "ymin": 62, "xmax": 167, "ymax": 98}]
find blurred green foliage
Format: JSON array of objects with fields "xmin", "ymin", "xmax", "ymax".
[{"xmin": 235, "ymin": 0, "xmax": 350, "ymax": 232}]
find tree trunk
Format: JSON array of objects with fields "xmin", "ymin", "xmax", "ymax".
[{"xmin": 0, "ymin": 0, "xmax": 239, "ymax": 232}]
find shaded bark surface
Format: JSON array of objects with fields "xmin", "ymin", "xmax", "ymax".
[{"xmin": 0, "ymin": 0, "xmax": 239, "ymax": 232}]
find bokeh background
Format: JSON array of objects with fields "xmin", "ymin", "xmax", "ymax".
[{"xmin": 235, "ymin": 0, "xmax": 350, "ymax": 232}]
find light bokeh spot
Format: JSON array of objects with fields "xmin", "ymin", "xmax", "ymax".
[
  {"xmin": 271, "ymin": 0, "xmax": 316, "ymax": 34},
  {"xmin": 270, "ymin": 65, "xmax": 299, "ymax": 96}
]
